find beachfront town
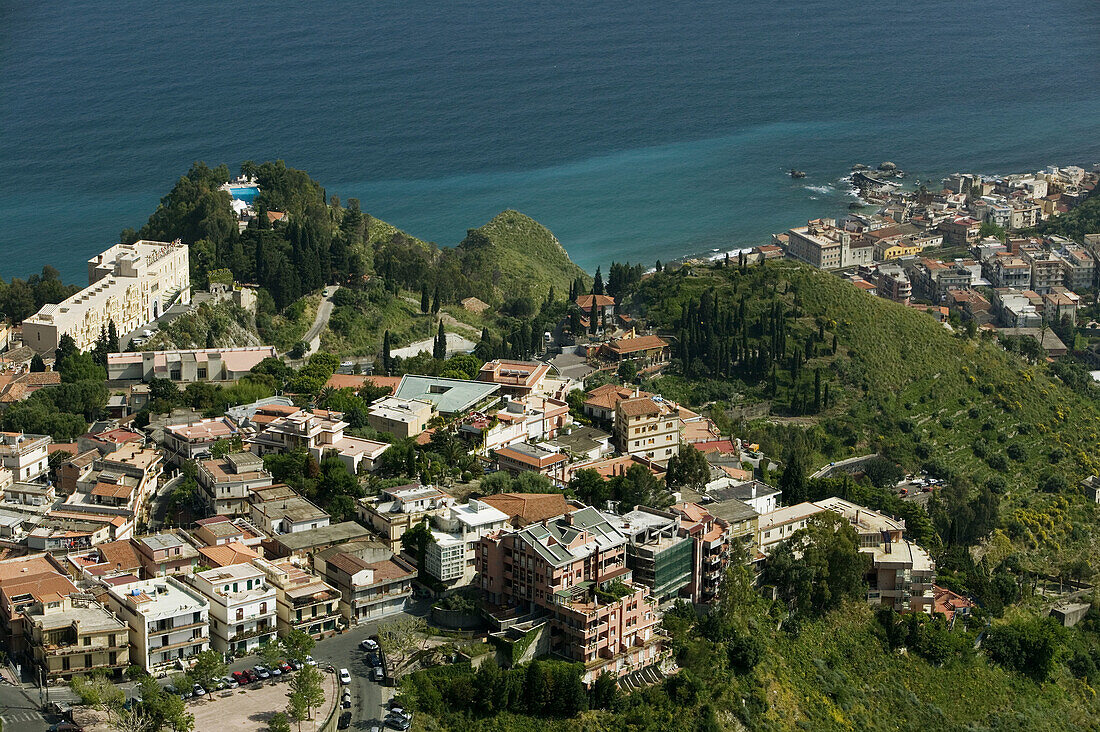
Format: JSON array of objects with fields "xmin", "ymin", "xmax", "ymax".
[
  {"xmin": 767, "ymin": 164, "xmax": 1100, "ymax": 357},
  {"xmin": 0, "ymin": 163, "xmax": 1094, "ymax": 731}
]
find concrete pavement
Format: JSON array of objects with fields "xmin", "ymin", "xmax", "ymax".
[{"xmin": 302, "ymin": 288, "xmax": 340, "ymax": 356}]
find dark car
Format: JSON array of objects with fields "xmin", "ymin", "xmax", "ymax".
[
  {"xmin": 365, "ymin": 652, "xmax": 382, "ymax": 668},
  {"xmin": 338, "ymin": 713, "xmax": 352, "ymax": 730}
]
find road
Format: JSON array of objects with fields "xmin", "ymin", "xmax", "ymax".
[
  {"xmin": 809, "ymin": 453, "xmax": 880, "ymax": 480},
  {"xmin": 0, "ymin": 680, "xmax": 51, "ymax": 732},
  {"xmin": 390, "ymin": 332, "xmax": 477, "ymax": 360},
  {"xmin": 302, "ymin": 287, "xmax": 340, "ymax": 356}
]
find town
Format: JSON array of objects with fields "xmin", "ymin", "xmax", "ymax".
[{"xmin": 0, "ymin": 160, "xmax": 1096, "ymax": 732}]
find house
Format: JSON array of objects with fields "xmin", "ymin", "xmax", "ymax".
[
  {"xmin": 5, "ymin": 481, "xmax": 57, "ymax": 507},
  {"xmin": 101, "ymin": 576, "xmax": 210, "ymax": 672},
  {"xmin": 932, "ymin": 586, "xmax": 974, "ymax": 622},
  {"xmin": 366, "ymin": 397, "xmax": 435, "ymax": 439},
  {"xmin": 540, "ymin": 425, "xmax": 613, "ymax": 462},
  {"xmin": 392, "ymin": 375, "xmax": 501, "ymax": 417},
  {"xmin": 183, "ymin": 563, "xmax": 277, "ymax": 654},
  {"xmin": 567, "ymin": 454, "xmax": 667, "ymax": 483},
  {"xmin": 477, "ymin": 507, "xmax": 665, "ymax": 684},
  {"xmin": 0, "ymin": 371, "xmax": 62, "ymax": 403},
  {"xmin": 106, "ymin": 346, "xmax": 278, "ymax": 384},
  {"xmin": 0, "ymin": 554, "xmax": 78, "ymax": 657},
  {"xmin": 670, "ymin": 503, "xmax": 729, "ymax": 603},
  {"xmin": 250, "ymin": 496, "xmax": 330, "ymax": 536},
  {"xmin": 191, "ymin": 515, "xmax": 265, "ymax": 549},
  {"xmin": 198, "ymin": 452, "xmax": 273, "ymax": 517},
  {"xmin": 134, "ymin": 532, "xmax": 200, "ymax": 577},
  {"xmin": 23, "ymin": 593, "xmax": 130, "ymax": 680},
  {"xmin": 424, "ymin": 499, "xmax": 509, "ymax": 587},
  {"xmin": 706, "ymin": 480, "xmax": 780, "ymax": 515},
  {"xmin": 582, "ymin": 385, "xmax": 653, "ymax": 422},
  {"xmin": 493, "ymin": 443, "xmax": 569, "ymax": 486},
  {"xmin": 321, "ymin": 552, "xmax": 416, "ymax": 624},
  {"xmin": 574, "ymin": 294, "xmax": 616, "ymax": 324},
  {"xmin": 0, "ymin": 432, "xmax": 52, "ymax": 482},
  {"xmin": 253, "ymin": 557, "xmax": 342, "ymax": 639},
  {"xmin": 197, "ymin": 542, "xmax": 261, "ymax": 569},
  {"xmin": 267, "ymin": 521, "xmax": 375, "ymax": 560},
  {"xmin": 477, "ymin": 360, "xmax": 551, "ymax": 399},
  {"xmin": 246, "ymin": 410, "xmax": 390, "ymax": 474},
  {"xmin": 162, "ymin": 418, "xmax": 238, "ymax": 466},
  {"xmin": 613, "ymin": 396, "xmax": 683, "ymax": 462},
  {"xmin": 65, "ymin": 540, "xmax": 144, "ymax": 581},
  {"xmin": 358, "ymin": 484, "xmax": 454, "ymax": 553},
  {"xmin": 597, "ymin": 335, "xmax": 670, "ymax": 366},
  {"xmin": 479, "ymin": 493, "xmax": 572, "ymax": 528}
]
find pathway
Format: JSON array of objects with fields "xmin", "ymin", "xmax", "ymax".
[{"xmin": 302, "ymin": 287, "xmax": 340, "ymax": 356}]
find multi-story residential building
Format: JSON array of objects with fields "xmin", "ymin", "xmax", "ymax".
[
  {"xmin": 184, "ymin": 563, "xmax": 276, "ymax": 653},
  {"xmin": 670, "ymin": 503, "xmax": 729, "ymax": 604},
  {"xmin": 22, "ymin": 240, "xmax": 190, "ymax": 353},
  {"xmin": 479, "ymin": 493, "xmax": 572, "ymax": 529},
  {"xmin": 162, "ymin": 418, "xmax": 239, "ymax": 465},
  {"xmin": 198, "ymin": 452, "xmax": 273, "ymax": 516},
  {"xmin": 392, "ymin": 375, "xmax": 501, "ymax": 417},
  {"xmin": 424, "ymin": 499, "xmax": 509, "ymax": 586},
  {"xmin": 134, "ymin": 533, "xmax": 200, "ymax": 577},
  {"xmin": 493, "ymin": 443, "xmax": 569, "ymax": 486},
  {"xmin": 0, "ymin": 432, "xmax": 52, "ymax": 483},
  {"xmin": 1055, "ymin": 244, "xmax": 1095, "ymax": 292},
  {"xmin": 23, "ymin": 593, "xmax": 130, "ymax": 680},
  {"xmin": 1020, "ymin": 246, "xmax": 1065, "ymax": 294},
  {"xmin": 784, "ymin": 218, "xmax": 873, "ymax": 270},
  {"xmin": 254, "ymin": 557, "xmax": 342, "ymax": 638},
  {"xmin": 322, "ymin": 552, "xmax": 416, "ymax": 624},
  {"xmin": 613, "ymin": 396, "xmax": 683, "ymax": 462},
  {"xmin": 477, "ymin": 360, "xmax": 552, "ymax": 399},
  {"xmin": 102, "ymin": 576, "xmax": 209, "ymax": 671},
  {"xmin": 1043, "ymin": 289, "xmax": 1079, "ymax": 325},
  {"xmin": 938, "ymin": 216, "xmax": 981, "ymax": 247},
  {"xmin": 596, "ymin": 335, "xmax": 670, "ymax": 365},
  {"xmin": 246, "ymin": 410, "xmax": 390, "ymax": 475},
  {"xmin": 582, "ymin": 385, "xmax": 654, "ymax": 422},
  {"xmin": 986, "ymin": 255, "xmax": 1032, "ymax": 290},
  {"xmin": 602, "ymin": 508, "xmax": 693, "ymax": 603},
  {"xmin": 757, "ymin": 503, "xmax": 825, "ymax": 555},
  {"xmin": 250, "ymin": 496, "xmax": 330, "ymax": 536},
  {"xmin": 106, "ymin": 346, "xmax": 277, "ymax": 383},
  {"xmin": 4, "ymin": 481, "xmax": 56, "ymax": 507},
  {"xmin": 366, "ymin": 397, "xmax": 434, "ymax": 439},
  {"xmin": 0, "ymin": 554, "xmax": 77, "ymax": 658},
  {"xmin": 478, "ymin": 507, "xmax": 664, "ymax": 683},
  {"xmin": 358, "ymin": 484, "xmax": 454, "ymax": 553},
  {"xmin": 73, "ymin": 444, "xmax": 163, "ymax": 525},
  {"xmin": 706, "ymin": 480, "xmax": 780, "ymax": 516},
  {"xmin": 1009, "ymin": 202, "xmax": 1041, "ymax": 230},
  {"xmin": 874, "ymin": 263, "xmax": 912, "ymax": 304}
]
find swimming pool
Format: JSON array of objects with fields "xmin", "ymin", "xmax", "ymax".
[{"xmin": 228, "ymin": 185, "xmax": 260, "ymax": 203}]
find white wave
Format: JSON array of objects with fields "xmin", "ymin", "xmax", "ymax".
[{"xmin": 803, "ymin": 184, "xmax": 834, "ymax": 194}]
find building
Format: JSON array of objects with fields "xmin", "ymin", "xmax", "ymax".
[
  {"xmin": 541, "ymin": 425, "xmax": 613, "ymax": 462},
  {"xmin": 23, "ymin": 240, "xmax": 190, "ymax": 353},
  {"xmin": 254, "ymin": 557, "xmax": 342, "ymax": 638},
  {"xmin": 250, "ymin": 496, "xmax": 330, "ymax": 536},
  {"xmin": 493, "ymin": 443, "xmax": 569, "ymax": 486},
  {"xmin": 102, "ymin": 576, "xmax": 209, "ymax": 671},
  {"xmin": 476, "ymin": 360, "xmax": 551, "ymax": 399},
  {"xmin": 424, "ymin": 499, "xmax": 509, "ymax": 586},
  {"xmin": 106, "ymin": 346, "xmax": 277, "ymax": 383},
  {"xmin": 267, "ymin": 522, "xmax": 374, "ymax": 560},
  {"xmin": 134, "ymin": 533, "xmax": 200, "ymax": 577},
  {"xmin": 0, "ymin": 554, "xmax": 78, "ymax": 658},
  {"xmin": 4, "ymin": 481, "xmax": 56, "ymax": 507},
  {"xmin": 784, "ymin": 218, "xmax": 873, "ymax": 269},
  {"xmin": 597, "ymin": 335, "xmax": 670, "ymax": 366},
  {"xmin": 246, "ymin": 410, "xmax": 390, "ymax": 475},
  {"xmin": 1020, "ymin": 246, "xmax": 1065, "ymax": 294},
  {"xmin": 706, "ymin": 480, "xmax": 780, "ymax": 516},
  {"xmin": 477, "ymin": 507, "xmax": 664, "ymax": 684},
  {"xmin": 357, "ymin": 484, "xmax": 454, "ymax": 553},
  {"xmin": 583, "ymin": 385, "xmax": 653, "ymax": 422},
  {"xmin": 392, "ymin": 375, "xmax": 501, "ymax": 417},
  {"xmin": 184, "ymin": 563, "xmax": 277, "ymax": 654},
  {"xmin": 938, "ymin": 217, "xmax": 981, "ymax": 247},
  {"xmin": 613, "ymin": 396, "xmax": 683, "ymax": 462},
  {"xmin": 602, "ymin": 508, "xmax": 693, "ymax": 603},
  {"xmin": 0, "ymin": 432, "xmax": 52, "ymax": 482},
  {"xmin": 479, "ymin": 493, "xmax": 572, "ymax": 528},
  {"xmin": 366, "ymin": 397, "xmax": 435, "ymax": 439},
  {"xmin": 162, "ymin": 418, "xmax": 239, "ymax": 465},
  {"xmin": 23, "ymin": 593, "xmax": 130, "ymax": 680},
  {"xmin": 1058, "ymin": 245, "xmax": 1095, "ymax": 291},
  {"xmin": 574, "ymin": 294, "xmax": 616, "ymax": 324},
  {"xmin": 191, "ymin": 515, "xmax": 265, "ymax": 550},
  {"xmin": 874, "ymin": 263, "xmax": 912, "ymax": 304},
  {"xmin": 670, "ymin": 503, "xmax": 729, "ymax": 604},
  {"xmin": 322, "ymin": 552, "xmax": 416, "ymax": 624},
  {"xmin": 198, "ymin": 452, "xmax": 273, "ymax": 517}
]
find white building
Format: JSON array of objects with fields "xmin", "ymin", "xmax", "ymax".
[
  {"xmin": 102, "ymin": 576, "xmax": 209, "ymax": 671},
  {"xmin": 250, "ymin": 496, "xmax": 330, "ymax": 536},
  {"xmin": 247, "ymin": 411, "xmax": 390, "ymax": 474},
  {"xmin": 0, "ymin": 432, "xmax": 51, "ymax": 484},
  {"xmin": 197, "ymin": 452, "xmax": 273, "ymax": 517},
  {"xmin": 185, "ymin": 563, "xmax": 276, "ymax": 653},
  {"xmin": 23, "ymin": 240, "xmax": 190, "ymax": 353},
  {"xmin": 106, "ymin": 346, "xmax": 277, "ymax": 384},
  {"xmin": 425, "ymin": 499, "xmax": 509, "ymax": 586}
]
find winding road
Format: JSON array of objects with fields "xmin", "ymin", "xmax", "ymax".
[{"xmin": 301, "ymin": 287, "xmax": 340, "ymax": 356}]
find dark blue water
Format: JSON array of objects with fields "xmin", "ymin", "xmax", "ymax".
[{"xmin": 2, "ymin": 0, "xmax": 1099, "ymax": 283}]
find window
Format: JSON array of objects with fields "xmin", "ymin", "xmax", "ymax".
[
  {"xmin": 197, "ymin": 368, "xmax": 207, "ymax": 379},
  {"xmin": 259, "ymin": 602, "xmax": 266, "ymax": 614},
  {"xmin": 84, "ymin": 636, "xmax": 92, "ymax": 646},
  {"xmin": 236, "ymin": 608, "xmax": 244, "ymax": 621}
]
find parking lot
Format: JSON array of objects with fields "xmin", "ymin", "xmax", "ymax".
[{"xmin": 190, "ymin": 672, "xmax": 338, "ymax": 732}]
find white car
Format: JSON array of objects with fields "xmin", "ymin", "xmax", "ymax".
[
  {"xmin": 305, "ymin": 656, "xmax": 317, "ymax": 667},
  {"xmin": 339, "ymin": 668, "xmax": 351, "ymax": 685},
  {"xmin": 360, "ymin": 639, "xmax": 378, "ymax": 651}
]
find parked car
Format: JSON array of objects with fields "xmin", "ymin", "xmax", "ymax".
[
  {"xmin": 385, "ymin": 714, "xmax": 410, "ymax": 731},
  {"xmin": 360, "ymin": 639, "xmax": 379, "ymax": 652},
  {"xmin": 304, "ymin": 656, "xmax": 317, "ymax": 667},
  {"xmin": 269, "ymin": 665, "xmax": 282, "ymax": 677},
  {"xmin": 48, "ymin": 724, "xmax": 82, "ymax": 732},
  {"xmin": 192, "ymin": 684, "xmax": 206, "ymax": 697},
  {"xmin": 338, "ymin": 713, "xmax": 352, "ymax": 730},
  {"xmin": 371, "ymin": 667, "xmax": 383, "ymax": 682},
  {"xmin": 288, "ymin": 659, "xmax": 303, "ymax": 670},
  {"xmin": 253, "ymin": 666, "xmax": 271, "ymax": 680},
  {"xmin": 279, "ymin": 661, "xmax": 293, "ymax": 674},
  {"xmin": 339, "ymin": 668, "xmax": 351, "ymax": 685}
]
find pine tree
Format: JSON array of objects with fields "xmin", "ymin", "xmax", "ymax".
[
  {"xmin": 546, "ymin": 285, "xmax": 556, "ymax": 305},
  {"xmin": 107, "ymin": 320, "xmax": 119, "ymax": 352},
  {"xmin": 433, "ymin": 320, "xmax": 447, "ymax": 360},
  {"xmin": 420, "ymin": 283, "xmax": 430, "ymax": 313}
]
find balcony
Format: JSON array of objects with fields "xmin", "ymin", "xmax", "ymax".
[
  {"xmin": 150, "ymin": 619, "xmax": 205, "ymax": 634},
  {"xmin": 42, "ymin": 642, "xmax": 129, "ymax": 657},
  {"xmin": 154, "ymin": 635, "xmax": 208, "ymax": 653}
]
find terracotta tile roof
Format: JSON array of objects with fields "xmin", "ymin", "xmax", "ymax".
[
  {"xmin": 367, "ymin": 557, "xmax": 416, "ymax": 583},
  {"xmin": 617, "ymin": 396, "xmax": 661, "ymax": 417},
  {"xmin": 575, "ymin": 294, "xmax": 616, "ymax": 309},
  {"xmin": 198, "ymin": 542, "xmax": 259, "ymax": 567},
  {"xmin": 267, "ymin": 211, "xmax": 286, "ymax": 223},
  {"xmin": 327, "ymin": 552, "xmax": 371, "ymax": 574},
  {"xmin": 324, "ymin": 374, "xmax": 401, "ymax": 393},
  {"xmin": 602, "ymin": 334, "xmax": 669, "ymax": 355},
  {"xmin": 480, "ymin": 493, "xmax": 571, "ymax": 526},
  {"xmin": 91, "ymin": 482, "xmax": 135, "ymax": 499},
  {"xmin": 0, "ymin": 554, "xmax": 59, "ymax": 582},
  {"xmin": 21, "ymin": 372, "xmax": 61, "ymax": 386},
  {"xmin": 98, "ymin": 540, "xmax": 143, "ymax": 571}
]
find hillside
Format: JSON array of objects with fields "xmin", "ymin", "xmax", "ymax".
[{"xmin": 451, "ymin": 210, "xmax": 591, "ymax": 302}]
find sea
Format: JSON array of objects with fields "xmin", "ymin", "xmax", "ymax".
[{"xmin": 2, "ymin": 0, "xmax": 1099, "ymax": 283}]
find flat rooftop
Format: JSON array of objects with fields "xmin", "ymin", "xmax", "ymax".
[{"xmin": 393, "ymin": 375, "xmax": 500, "ymax": 415}]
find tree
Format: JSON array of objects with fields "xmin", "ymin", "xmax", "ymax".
[
  {"xmin": 188, "ymin": 649, "xmax": 227, "ymax": 689},
  {"xmin": 589, "ymin": 299, "xmax": 598, "ymax": 335},
  {"xmin": 778, "ymin": 447, "xmax": 809, "ymax": 504},
  {"xmin": 107, "ymin": 320, "xmax": 120, "ymax": 352},
  {"xmin": 267, "ymin": 712, "xmax": 291, "ymax": 732},
  {"xmin": 592, "ymin": 267, "xmax": 604, "ymax": 296},
  {"xmin": 431, "ymin": 284, "xmax": 441, "ymax": 315},
  {"xmin": 665, "ymin": 444, "xmax": 710, "ymax": 490},
  {"xmin": 136, "ymin": 675, "xmax": 193, "ymax": 732},
  {"xmin": 382, "ymin": 330, "xmax": 392, "ymax": 374},
  {"xmin": 617, "ymin": 361, "xmax": 637, "ymax": 383},
  {"xmin": 29, "ymin": 354, "xmax": 45, "ymax": 372},
  {"xmin": 420, "ymin": 283, "xmax": 430, "ymax": 313},
  {"xmin": 377, "ymin": 616, "xmax": 427, "ymax": 667},
  {"xmin": 863, "ymin": 456, "xmax": 904, "ymax": 489},
  {"xmin": 258, "ymin": 639, "xmax": 285, "ymax": 668},
  {"xmin": 401, "ymin": 519, "xmax": 435, "ymax": 570},
  {"xmin": 983, "ymin": 616, "xmax": 1065, "ymax": 682},
  {"xmin": 762, "ymin": 512, "xmax": 870, "ymax": 617},
  {"xmin": 286, "ymin": 692, "xmax": 309, "ymax": 732},
  {"xmin": 288, "ymin": 666, "xmax": 326, "ymax": 720},
  {"xmin": 433, "ymin": 320, "xmax": 447, "ymax": 360},
  {"xmin": 288, "ymin": 341, "xmax": 308, "ymax": 359},
  {"xmin": 282, "ymin": 629, "xmax": 316, "ymax": 662}
]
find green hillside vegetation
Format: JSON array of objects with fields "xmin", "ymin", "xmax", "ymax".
[
  {"xmin": 139, "ymin": 301, "xmax": 262, "ymax": 351},
  {"xmin": 1036, "ymin": 191, "xmax": 1100, "ymax": 241}
]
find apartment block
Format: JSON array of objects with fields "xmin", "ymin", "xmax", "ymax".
[
  {"xmin": 184, "ymin": 563, "xmax": 277, "ymax": 653},
  {"xmin": 246, "ymin": 410, "xmax": 390, "ymax": 474},
  {"xmin": 106, "ymin": 346, "xmax": 277, "ymax": 383},
  {"xmin": 424, "ymin": 499, "xmax": 509, "ymax": 586},
  {"xmin": 23, "ymin": 593, "xmax": 129, "ymax": 680},
  {"xmin": 602, "ymin": 508, "xmax": 693, "ymax": 603},
  {"xmin": 134, "ymin": 532, "xmax": 200, "ymax": 577},
  {"xmin": 198, "ymin": 452, "xmax": 273, "ymax": 517},
  {"xmin": 102, "ymin": 576, "xmax": 209, "ymax": 672},
  {"xmin": 23, "ymin": 240, "xmax": 190, "ymax": 353},
  {"xmin": 366, "ymin": 396, "xmax": 435, "ymax": 439},
  {"xmin": 613, "ymin": 396, "xmax": 682, "ymax": 462},
  {"xmin": 254, "ymin": 557, "xmax": 342, "ymax": 638},
  {"xmin": 162, "ymin": 418, "xmax": 239, "ymax": 465},
  {"xmin": 358, "ymin": 483, "xmax": 454, "ymax": 553},
  {"xmin": 0, "ymin": 432, "xmax": 52, "ymax": 483},
  {"xmin": 250, "ymin": 496, "xmax": 330, "ymax": 536},
  {"xmin": 670, "ymin": 503, "xmax": 729, "ymax": 604},
  {"xmin": 322, "ymin": 552, "xmax": 415, "ymax": 624}
]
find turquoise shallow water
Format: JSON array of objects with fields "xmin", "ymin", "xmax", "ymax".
[{"xmin": 1, "ymin": 0, "xmax": 1098, "ymax": 282}]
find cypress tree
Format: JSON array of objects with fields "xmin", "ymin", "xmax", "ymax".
[
  {"xmin": 589, "ymin": 300, "xmax": 598, "ymax": 335},
  {"xmin": 433, "ymin": 320, "xmax": 447, "ymax": 360},
  {"xmin": 431, "ymin": 285, "xmax": 441, "ymax": 314},
  {"xmin": 420, "ymin": 283, "xmax": 430, "ymax": 313},
  {"xmin": 593, "ymin": 267, "xmax": 604, "ymax": 296},
  {"xmin": 655, "ymin": 260, "xmax": 662, "ymax": 272},
  {"xmin": 382, "ymin": 330, "xmax": 392, "ymax": 374},
  {"xmin": 814, "ymin": 368, "xmax": 822, "ymax": 412}
]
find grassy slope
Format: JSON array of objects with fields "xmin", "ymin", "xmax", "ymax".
[{"xmin": 455, "ymin": 210, "xmax": 591, "ymax": 301}]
